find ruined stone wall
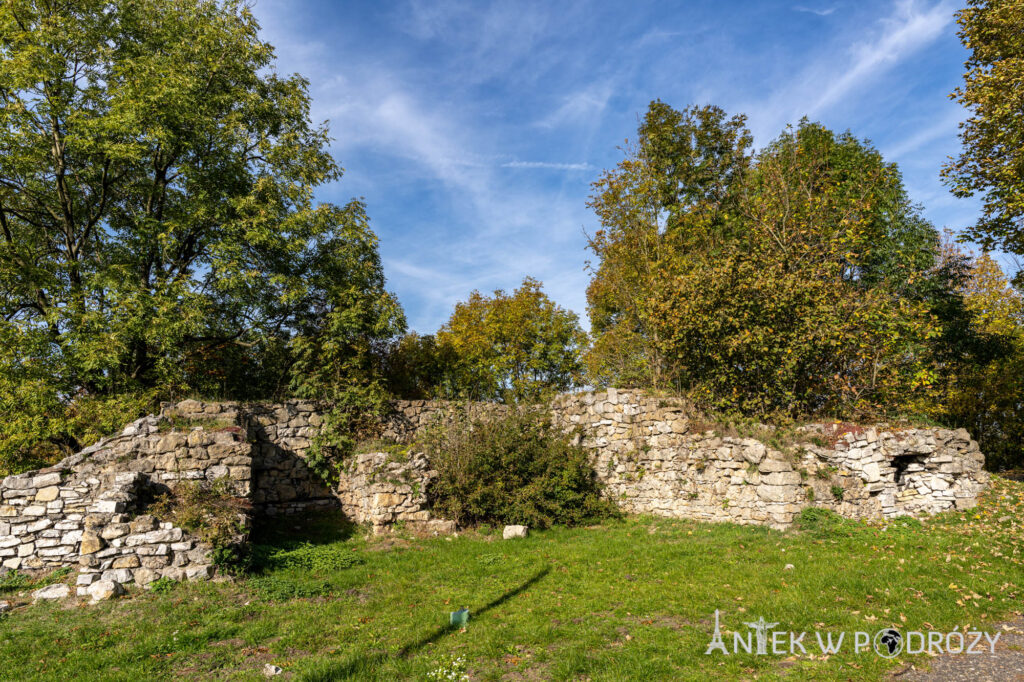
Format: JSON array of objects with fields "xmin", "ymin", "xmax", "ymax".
[
  {"xmin": 367, "ymin": 391, "xmax": 989, "ymax": 529},
  {"xmin": 0, "ymin": 390, "xmax": 991, "ymax": 592},
  {"xmin": 0, "ymin": 401, "xmax": 252, "ymax": 592},
  {"xmin": 550, "ymin": 390, "xmax": 988, "ymax": 529},
  {"xmin": 240, "ymin": 401, "xmax": 453, "ymax": 533}
]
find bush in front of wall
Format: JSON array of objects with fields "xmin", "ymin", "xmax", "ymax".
[{"xmin": 424, "ymin": 405, "xmax": 619, "ymax": 529}]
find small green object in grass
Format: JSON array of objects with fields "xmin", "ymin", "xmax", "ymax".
[{"xmin": 449, "ymin": 608, "xmax": 469, "ymax": 627}]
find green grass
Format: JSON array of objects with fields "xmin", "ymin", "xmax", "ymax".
[{"xmin": 0, "ymin": 478, "xmax": 1022, "ymax": 680}]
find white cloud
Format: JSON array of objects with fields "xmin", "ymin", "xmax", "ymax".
[
  {"xmin": 807, "ymin": 0, "xmax": 954, "ymax": 116},
  {"xmin": 744, "ymin": 0, "xmax": 957, "ymax": 143},
  {"xmin": 502, "ymin": 161, "xmax": 593, "ymax": 170},
  {"xmin": 793, "ymin": 5, "xmax": 837, "ymax": 16},
  {"xmin": 250, "ymin": 0, "xmax": 971, "ymax": 332},
  {"xmin": 882, "ymin": 108, "xmax": 963, "ymax": 160},
  {"xmin": 538, "ymin": 83, "xmax": 614, "ymax": 129}
]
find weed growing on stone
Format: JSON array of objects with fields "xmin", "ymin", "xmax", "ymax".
[
  {"xmin": 148, "ymin": 577, "xmax": 177, "ymax": 594},
  {"xmin": 149, "ymin": 478, "xmax": 250, "ymax": 568}
]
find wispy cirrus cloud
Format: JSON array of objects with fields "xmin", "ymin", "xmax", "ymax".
[
  {"xmin": 793, "ymin": 5, "xmax": 837, "ymax": 16},
  {"xmin": 882, "ymin": 107, "xmax": 963, "ymax": 160},
  {"xmin": 742, "ymin": 0, "xmax": 958, "ymax": 143},
  {"xmin": 806, "ymin": 0, "xmax": 955, "ymax": 116},
  {"xmin": 251, "ymin": 0, "xmax": 976, "ymax": 331},
  {"xmin": 502, "ymin": 160, "xmax": 593, "ymax": 171}
]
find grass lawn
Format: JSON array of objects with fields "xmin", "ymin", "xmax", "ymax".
[{"xmin": 1, "ymin": 477, "xmax": 1022, "ymax": 681}]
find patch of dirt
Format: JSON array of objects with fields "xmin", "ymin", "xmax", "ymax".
[
  {"xmin": 499, "ymin": 665, "xmax": 551, "ymax": 681},
  {"xmin": 366, "ymin": 537, "xmax": 412, "ymax": 552},
  {"xmin": 345, "ymin": 587, "xmax": 373, "ymax": 603},
  {"xmin": 892, "ymin": 615, "xmax": 1024, "ymax": 682},
  {"xmin": 493, "ymin": 646, "xmax": 551, "ymax": 682}
]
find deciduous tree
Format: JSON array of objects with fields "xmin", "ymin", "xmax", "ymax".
[
  {"xmin": 0, "ymin": 0, "xmax": 403, "ymax": 471},
  {"xmin": 437, "ymin": 278, "xmax": 587, "ymax": 402},
  {"xmin": 943, "ymin": 0, "xmax": 1024, "ymax": 283}
]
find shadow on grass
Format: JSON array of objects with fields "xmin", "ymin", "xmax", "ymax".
[
  {"xmin": 250, "ymin": 509, "xmax": 358, "ymax": 548},
  {"xmin": 303, "ymin": 566, "xmax": 552, "ymax": 681}
]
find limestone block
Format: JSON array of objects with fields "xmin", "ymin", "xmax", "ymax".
[
  {"xmin": 112, "ymin": 555, "xmax": 141, "ymax": 569},
  {"xmin": 80, "ymin": 532, "xmax": 104, "ymax": 555},
  {"xmin": 140, "ymin": 556, "xmax": 170, "ymax": 569},
  {"xmin": 90, "ymin": 500, "xmax": 123, "ymax": 514},
  {"xmin": 186, "ymin": 564, "xmax": 214, "ymax": 581},
  {"xmin": 35, "ymin": 486, "xmax": 60, "ymax": 502},
  {"xmin": 756, "ymin": 485, "xmax": 797, "ymax": 503},
  {"xmin": 741, "ymin": 441, "xmax": 766, "ymax": 464},
  {"xmin": 88, "ymin": 579, "xmax": 124, "ymax": 602},
  {"xmin": 129, "ymin": 515, "xmax": 158, "ymax": 533},
  {"xmin": 33, "ymin": 583, "xmax": 70, "ymax": 601},
  {"xmin": 100, "ymin": 524, "xmax": 130, "ymax": 540},
  {"xmin": 32, "ymin": 473, "xmax": 62, "ymax": 488},
  {"xmin": 59, "ymin": 530, "xmax": 83, "ymax": 545},
  {"xmin": 862, "ymin": 462, "xmax": 881, "ymax": 483},
  {"xmin": 136, "ymin": 544, "xmax": 169, "ymax": 556},
  {"xmin": 37, "ymin": 546, "xmax": 74, "ymax": 558},
  {"xmin": 758, "ymin": 459, "xmax": 790, "ymax": 474},
  {"xmin": 762, "ymin": 472, "xmax": 801, "ymax": 486},
  {"xmin": 229, "ymin": 467, "xmax": 250, "ymax": 480},
  {"xmin": 101, "ymin": 568, "xmax": 133, "ymax": 583}
]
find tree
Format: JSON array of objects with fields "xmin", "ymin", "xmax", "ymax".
[
  {"xmin": 0, "ymin": 0, "xmax": 403, "ymax": 472},
  {"xmin": 437, "ymin": 278, "xmax": 587, "ymax": 402},
  {"xmin": 585, "ymin": 101, "xmax": 752, "ymax": 388},
  {"xmin": 945, "ymin": 252, "xmax": 1024, "ymax": 469},
  {"xmin": 588, "ymin": 103, "xmax": 949, "ymax": 419},
  {"xmin": 380, "ymin": 332, "xmax": 459, "ymax": 400},
  {"xmin": 943, "ymin": 0, "xmax": 1024, "ymax": 282}
]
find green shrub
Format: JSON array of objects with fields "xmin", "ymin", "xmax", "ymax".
[
  {"xmin": 0, "ymin": 566, "xmax": 72, "ymax": 594},
  {"xmin": 830, "ymin": 484, "xmax": 845, "ymax": 501},
  {"xmin": 248, "ymin": 542, "xmax": 363, "ymax": 573},
  {"xmin": 148, "ymin": 577, "xmax": 177, "ymax": 594},
  {"xmin": 0, "ymin": 389, "xmax": 160, "ymax": 476},
  {"xmin": 0, "ymin": 571, "xmax": 31, "ymax": 594},
  {"xmin": 423, "ymin": 405, "xmax": 619, "ymax": 529},
  {"xmin": 150, "ymin": 478, "xmax": 249, "ymax": 568},
  {"xmin": 796, "ymin": 507, "xmax": 855, "ymax": 536}
]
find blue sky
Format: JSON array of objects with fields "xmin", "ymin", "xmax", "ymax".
[{"xmin": 252, "ymin": 0, "xmax": 981, "ymax": 333}]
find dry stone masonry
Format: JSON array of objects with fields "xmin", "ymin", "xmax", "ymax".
[
  {"xmin": 380, "ymin": 391, "xmax": 988, "ymax": 529},
  {"xmin": 549, "ymin": 390, "xmax": 988, "ymax": 529},
  {"xmin": 0, "ymin": 390, "xmax": 989, "ymax": 594},
  {"xmin": 0, "ymin": 401, "xmax": 252, "ymax": 595}
]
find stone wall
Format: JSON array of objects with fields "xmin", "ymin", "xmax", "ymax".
[
  {"xmin": 369, "ymin": 391, "xmax": 989, "ymax": 529},
  {"xmin": 0, "ymin": 401, "xmax": 252, "ymax": 592},
  {"xmin": 0, "ymin": 389, "xmax": 990, "ymax": 592},
  {"xmin": 242, "ymin": 401, "xmax": 454, "ymax": 533},
  {"xmin": 550, "ymin": 390, "xmax": 988, "ymax": 529}
]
